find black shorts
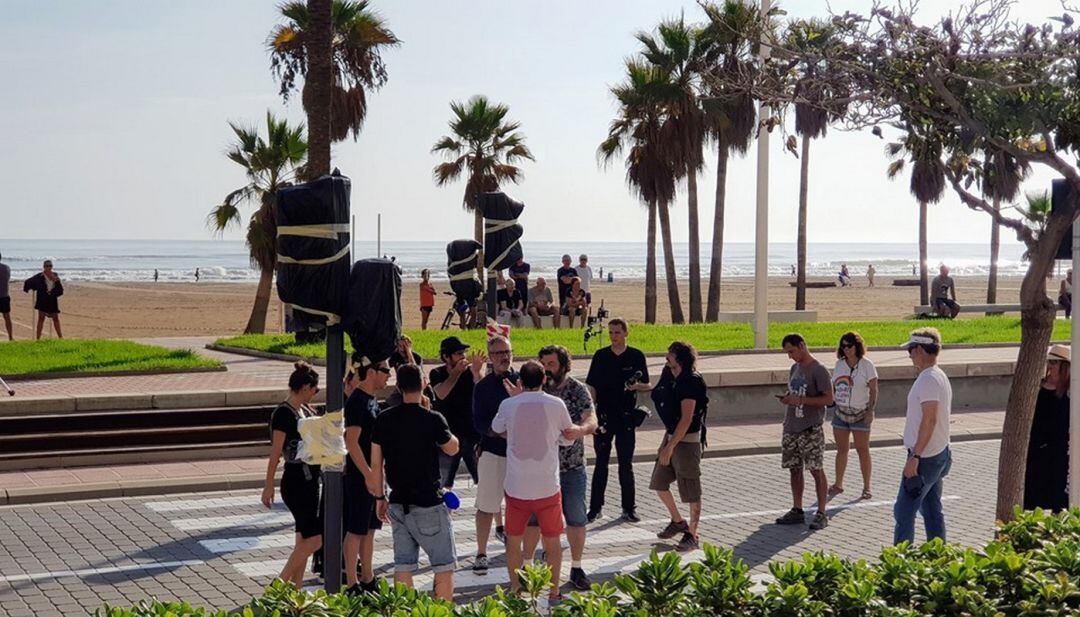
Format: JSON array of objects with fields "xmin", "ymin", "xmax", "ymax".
[
  {"xmin": 562, "ymin": 305, "xmax": 585, "ymax": 316},
  {"xmin": 281, "ymin": 465, "xmax": 322, "ymax": 538},
  {"xmin": 344, "ymin": 474, "xmax": 382, "ymax": 535},
  {"xmin": 0, "ymin": 297, "xmax": 9, "ymax": 314},
  {"xmin": 420, "ymin": 306, "xmax": 433, "ymax": 314}
]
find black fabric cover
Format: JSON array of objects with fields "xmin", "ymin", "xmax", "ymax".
[
  {"xmin": 446, "ymin": 239, "xmax": 483, "ymax": 303},
  {"xmin": 344, "ymin": 258, "xmax": 402, "ymax": 364},
  {"xmin": 275, "ymin": 174, "xmax": 351, "ymax": 322},
  {"xmin": 479, "ymin": 192, "xmax": 524, "ymax": 270}
]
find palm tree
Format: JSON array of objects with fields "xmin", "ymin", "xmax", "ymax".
[
  {"xmin": 981, "ymin": 149, "xmax": 1029, "ymax": 305},
  {"xmin": 636, "ymin": 17, "xmax": 709, "ymax": 322},
  {"xmin": 599, "ymin": 60, "xmax": 683, "ymax": 324},
  {"xmin": 431, "ymin": 96, "xmax": 535, "ymax": 251},
  {"xmin": 886, "ymin": 125, "xmax": 947, "ymax": 306},
  {"xmin": 786, "ymin": 18, "xmax": 848, "ymax": 310},
  {"xmin": 208, "ymin": 113, "xmax": 307, "ymax": 333},
  {"xmin": 269, "ymin": 0, "xmax": 400, "ymax": 174},
  {"xmin": 699, "ymin": 0, "xmax": 759, "ymax": 322}
]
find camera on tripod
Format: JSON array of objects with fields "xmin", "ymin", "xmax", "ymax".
[{"xmin": 583, "ymin": 299, "xmax": 609, "ymax": 351}]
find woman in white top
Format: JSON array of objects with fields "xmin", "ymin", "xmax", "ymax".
[{"xmin": 828, "ymin": 332, "xmax": 878, "ymax": 500}]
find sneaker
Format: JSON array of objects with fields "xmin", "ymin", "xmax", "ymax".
[
  {"xmin": 495, "ymin": 526, "xmax": 507, "ymax": 544},
  {"xmin": 345, "ymin": 583, "xmax": 363, "ymax": 596},
  {"xmin": 676, "ymin": 532, "xmax": 699, "ymax": 552},
  {"xmin": 775, "ymin": 508, "xmax": 805, "ymax": 525},
  {"xmin": 569, "ymin": 567, "xmax": 591, "ymax": 590},
  {"xmin": 622, "ymin": 510, "xmax": 641, "ymax": 523},
  {"xmin": 360, "ymin": 578, "xmax": 380, "ymax": 593},
  {"xmin": 809, "ymin": 511, "xmax": 829, "ymax": 530},
  {"xmin": 657, "ymin": 519, "xmax": 690, "ymax": 539},
  {"xmin": 473, "ymin": 554, "xmax": 489, "ymax": 575},
  {"xmin": 586, "ymin": 509, "xmax": 603, "ymax": 523}
]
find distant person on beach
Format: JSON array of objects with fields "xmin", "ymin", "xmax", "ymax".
[
  {"xmin": 775, "ymin": 333, "xmax": 833, "ymax": 531},
  {"xmin": 931, "ymin": 265, "xmax": 960, "ymax": 318},
  {"xmin": 194, "ymin": 268, "xmax": 200, "ymax": 282},
  {"xmin": 1059, "ymin": 270, "xmax": 1072, "ymax": 318},
  {"xmin": 508, "ymin": 258, "xmax": 530, "ymax": 291},
  {"xmin": 577, "ymin": 254, "xmax": 594, "ymax": 305},
  {"xmin": 867, "ymin": 264, "xmax": 876, "ymax": 287},
  {"xmin": 0, "ymin": 252, "xmax": 12, "ymax": 340},
  {"xmin": 496, "ymin": 278, "xmax": 525, "ymax": 327},
  {"xmin": 557, "ymin": 254, "xmax": 577, "ymax": 306},
  {"xmin": 153, "ymin": 269, "xmax": 159, "ymax": 283},
  {"xmin": 894, "ymin": 328, "xmax": 952, "ymax": 546},
  {"xmin": 262, "ymin": 362, "xmax": 322, "ymax": 588},
  {"xmin": 791, "ymin": 264, "xmax": 796, "ymax": 277},
  {"xmin": 23, "ymin": 260, "xmax": 63, "ymax": 340},
  {"xmin": 912, "ymin": 263, "xmax": 917, "ymax": 276},
  {"xmin": 527, "ymin": 277, "xmax": 559, "ymax": 328},
  {"xmin": 838, "ymin": 264, "xmax": 851, "ymax": 287},
  {"xmin": 829, "ymin": 332, "xmax": 878, "ymax": 501},
  {"xmin": 562, "ymin": 277, "xmax": 588, "ymax": 328},
  {"xmin": 419, "ymin": 269, "xmax": 436, "ymax": 330},
  {"xmin": 1024, "ymin": 345, "xmax": 1070, "ymax": 512}
]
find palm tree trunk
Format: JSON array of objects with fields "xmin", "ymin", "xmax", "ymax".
[
  {"xmin": 987, "ymin": 197, "xmax": 1000, "ymax": 307},
  {"xmin": 646, "ymin": 199, "xmax": 658, "ymax": 324},
  {"xmin": 919, "ymin": 201, "xmax": 929, "ymax": 306},
  {"xmin": 796, "ymin": 134, "xmax": 810, "ymax": 311},
  {"xmin": 706, "ymin": 148, "xmax": 729, "ymax": 321},
  {"xmin": 657, "ymin": 200, "xmax": 685, "ymax": 324},
  {"xmin": 300, "ymin": 0, "xmax": 333, "ymax": 180},
  {"xmin": 687, "ymin": 171, "xmax": 702, "ymax": 322},
  {"xmin": 245, "ymin": 266, "xmax": 275, "ymax": 334},
  {"xmin": 474, "ymin": 207, "xmax": 485, "ymax": 282}
]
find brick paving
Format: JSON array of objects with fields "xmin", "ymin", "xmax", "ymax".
[{"xmin": 0, "ymin": 440, "xmax": 999, "ymax": 615}]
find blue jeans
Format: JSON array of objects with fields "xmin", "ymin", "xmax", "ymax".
[
  {"xmin": 893, "ymin": 447, "xmax": 952, "ymax": 545},
  {"xmin": 528, "ymin": 467, "xmax": 588, "ymax": 528}
]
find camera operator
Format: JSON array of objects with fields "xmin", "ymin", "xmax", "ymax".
[{"xmin": 585, "ymin": 318, "xmax": 649, "ymax": 522}]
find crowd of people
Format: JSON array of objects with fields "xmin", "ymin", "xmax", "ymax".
[
  {"xmin": 0, "ymin": 255, "xmax": 65, "ymax": 341},
  {"xmin": 259, "ymin": 319, "xmax": 1075, "ymax": 602}
]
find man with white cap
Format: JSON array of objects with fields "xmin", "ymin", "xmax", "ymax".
[{"xmin": 893, "ymin": 327, "xmax": 952, "ymax": 545}]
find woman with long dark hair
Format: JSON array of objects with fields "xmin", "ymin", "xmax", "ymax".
[
  {"xmin": 262, "ymin": 362, "xmax": 322, "ymax": 587},
  {"xmin": 1024, "ymin": 345, "xmax": 1071, "ymax": 512},
  {"xmin": 828, "ymin": 332, "xmax": 878, "ymax": 500}
]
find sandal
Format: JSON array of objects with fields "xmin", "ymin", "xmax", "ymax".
[
  {"xmin": 861, "ymin": 488, "xmax": 872, "ymax": 500},
  {"xmin": 827, "ymin": 485, "xmax": 844, "ymax": 498}
]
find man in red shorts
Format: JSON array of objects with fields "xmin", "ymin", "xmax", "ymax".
[{"xmin": 491, "ymin": 361, "xmax": 586, "ymax": 599}]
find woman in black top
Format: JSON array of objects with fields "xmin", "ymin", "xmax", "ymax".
[
  {"xmin": 262, "ymin": 362, "xmax": 322, "ymax": 588},
  {"xmin": 1024, "ymin": 346, "xmax": 1071, "ymax": 512},
  {"xmin": 23, "ymin": 260, "xmax": 64, "ymax": 339}
]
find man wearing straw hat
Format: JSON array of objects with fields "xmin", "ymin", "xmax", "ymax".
[{"xmin": 894, "ymin": 327, "xmax": 953, "ymax": 545}]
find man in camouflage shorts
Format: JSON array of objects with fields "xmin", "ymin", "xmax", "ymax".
[{"xmin": 775, "ymin": 334, "xmax": 834, "ymax": 530}]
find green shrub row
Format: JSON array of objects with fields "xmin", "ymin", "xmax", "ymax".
[{"xmin": 96, "ymin": 507, "xmax": 1080, "ymax": 617}]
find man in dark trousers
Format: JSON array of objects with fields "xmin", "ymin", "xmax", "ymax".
[
  {"xmin": 585, "ymin": 318, "xmax": 650, "ymax": 522},
  {"xmin": 429, "ymin": 336, "xmax": 486, "ymax": 488}
]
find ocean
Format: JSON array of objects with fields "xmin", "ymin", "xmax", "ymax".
[{"xmin": 0, "ymin": 238, "xmax": 1034, "ymax": 283}]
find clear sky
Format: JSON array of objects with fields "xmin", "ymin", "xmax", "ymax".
[{"xmin": 0, "ymin": 0, "xmax": 1067, "ymax": 246}]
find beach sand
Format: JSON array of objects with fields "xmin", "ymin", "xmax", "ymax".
[{"xmin": 1, "ymin": 274, "xmax": 1043, "ymax": 340}]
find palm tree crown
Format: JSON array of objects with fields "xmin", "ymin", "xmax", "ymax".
[{"xmin": 269, "ymin": 0, "xmax": 400, "ymax": 142}]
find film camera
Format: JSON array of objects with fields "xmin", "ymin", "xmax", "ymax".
[{"xmin": 583, "ymin": 300, "xmax": 610, "ymax": 351}]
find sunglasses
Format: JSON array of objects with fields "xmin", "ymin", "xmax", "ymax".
[
  {"xmin": 840, "ymin": 342, "xmax": 855, "ymax": 349},
  {"xmin": 374, "ymin": 366, "xmax": 391, "ymax": 375}
]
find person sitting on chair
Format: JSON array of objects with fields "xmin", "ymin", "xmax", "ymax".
[{"xmin": 527, "ymin": 278, "xmax": 559, "ymax": 329}]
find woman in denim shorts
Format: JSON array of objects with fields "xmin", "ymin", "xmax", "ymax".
[{"xmin": 828, "ymin": 332, "xmax": 878, "ymax": 500}]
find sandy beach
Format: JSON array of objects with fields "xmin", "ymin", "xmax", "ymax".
[{"xmin": 0, "ymin": 274, "xmax": 1040, "ymax": 340}]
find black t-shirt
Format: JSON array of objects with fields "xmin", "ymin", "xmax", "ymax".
[
  {"xmin": 586, "ymin": 346, "xmax": 649, "ymax": 427},
  {"xmin": 473, "ymin": 370, "xmax": 517, "ymax": 456},
  {"xmin": 497, "ymin": 288, "xmax": 524, "ymax": 310},
  {"xmin": 429, "ymin": 366, "xmax": 478, "ymax": 439},
  {"xmin": 389, "ymin": 350, "xmax": 423, "ymax": 370},
  {"xmin": 270, "ymin": 403, "xmax": 318, "ymax": 470},
  {"xmin": 371, "ymin": 403, "xmax": 452, "ymax": 507},
  {"xmin": 653, "ymin": 370, "xmax": 708, "ymax": 435},
  {"xmin": 556, "ymin": 266, "xmax": 578, "ymax": 303},
  {"xmin": 344, "ymin": 390, "xmax": 380, "ymax": 478},
  {"xmin": 509, "ymin": 261, "xmax": 531, "ymax": 286}
]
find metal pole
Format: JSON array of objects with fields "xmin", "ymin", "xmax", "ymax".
[
  {"xmin": 1070, "ymin": 215, "xmax": 1080, "ymax": 507},
  {"xmin": 377, "ymin": 213, "xmax": 381, "ymax": 257},
  {"xmin": 351, "ymin": 214, "xmax": 356, "ymax": 265},
  {"xmin": 753, "ymin": 0, "xmax": 772, "ymax": 349},
  {"xmin": 323, "ymin": 324, "xmax": 345, "ymax": 592}
]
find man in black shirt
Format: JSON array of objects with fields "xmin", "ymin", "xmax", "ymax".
[
  {"xmin": 343, "ymin": 355, "xmax": 390, "ymax": 593},
  {"xmin": 369, "ymin": 365, "xmax": 459, "ymax": 600},
  {"xmin": 556, "ymin": 254, "xmax": 578, "ymax": 307},
  {"xmin": 429, "ymin": 336, "xmax": 486, "ymax": 488},
  {"xmin": 585, "ymin": 318, "xmax": 650, "ymax": 522}
]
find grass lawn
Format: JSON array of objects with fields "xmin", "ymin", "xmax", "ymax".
[
  {"xmin": 0, "ymin": 339, "xmax": 221, "ymax": 376},
  {"xmin": 214, "ymin": 316, "xmax": 1071, "ymax": 361}
]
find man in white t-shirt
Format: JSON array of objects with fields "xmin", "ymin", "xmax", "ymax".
[
  {"xmin": 893, "ymin": 328, "xmax": 952, "ymax": 546},
  {"xmin": 577, "ymin": 254, "xmax": 594, "ymax": 305},
  {"xmin": 492, "ymin": 360, "xmax": 585, "ymax": 599}
]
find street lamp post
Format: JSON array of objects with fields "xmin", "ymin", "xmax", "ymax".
[{"xmin": 753, "ymin": 0, "xmax": 772, "ymax": 349}]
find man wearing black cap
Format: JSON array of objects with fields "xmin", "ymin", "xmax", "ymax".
[{"xmin": 429, "ymin": 336, "xmax": 487, "ymax": 489}]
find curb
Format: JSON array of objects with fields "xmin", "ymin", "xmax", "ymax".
[
  {"xmin": 3, "ymin": 365, "xmax": 227, "ymax": 382},
  {"xmin": 0, "ymin": 430, "xmax": 1002, "ymax": 507}
]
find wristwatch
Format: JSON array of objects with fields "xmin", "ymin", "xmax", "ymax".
[
  {"xmin": 911, "ymin": 454, "xmax": 921, "ymax": 460},
  {"xmin": 373, "ymin": 495, "xmax": 387, "ymax": 501}
]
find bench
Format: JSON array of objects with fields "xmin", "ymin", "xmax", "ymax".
[
  {"xmin": 714, "ymin": 310, "xmax": 818, "ymax": 323},
  {"xmin": 497, "ymin": 314, "xmax": 558, "ymax": 329},
  {"xmin": 913, "ymin": 303, "xmax": 1063, "ymax": 317},
  {"xmin": 787, "ymin": 281, "xmax": 837, "ymax": 288}
]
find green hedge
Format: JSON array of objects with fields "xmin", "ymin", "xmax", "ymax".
[{"xmin": 96, "ymin": 507, "xmax": 1080, "ymax": 616}]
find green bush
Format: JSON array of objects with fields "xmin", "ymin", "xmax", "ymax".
[{"xmin": 96, "ymin": 509, "xmax": 1080, "ymax": 617}]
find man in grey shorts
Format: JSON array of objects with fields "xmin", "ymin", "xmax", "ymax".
[
  {"xmin": 369, "ymin": 365, "xmax": 460, "ymax": 600},
  {"xmin": 0, "ymin": 252, "xmax": 11, "ymax": 340}
]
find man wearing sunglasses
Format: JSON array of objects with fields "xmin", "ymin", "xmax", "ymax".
[{"xmin": 342, "ymin": 354, "xmax": 391, "ymax": 594}]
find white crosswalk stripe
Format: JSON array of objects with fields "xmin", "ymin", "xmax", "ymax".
[{"xmin": 146, "ymin": 495, "xmax": 261, "ymax": 512}]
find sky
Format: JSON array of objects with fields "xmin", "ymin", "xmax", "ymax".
[{"xmin": 0, "ymin": 0, "xmax": 1070, "ymax": 246}]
